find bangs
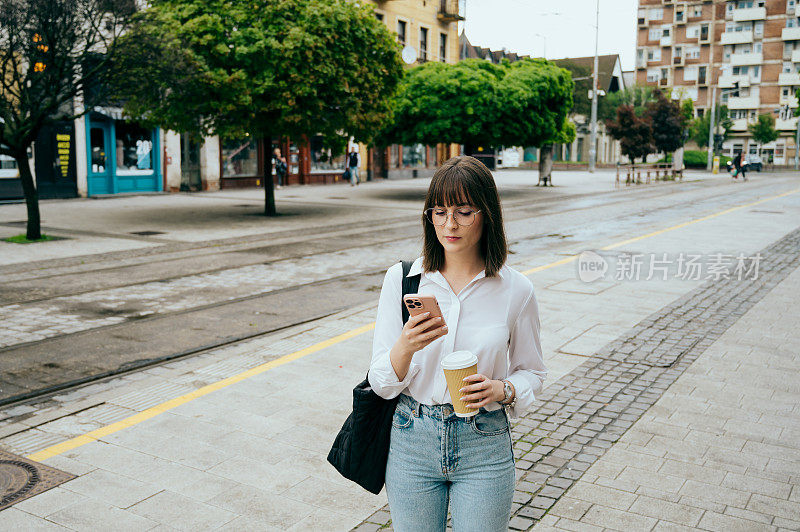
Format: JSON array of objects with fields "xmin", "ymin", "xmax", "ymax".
[{"xmin": 426, "ymin": 165, "xmax": 477, "ymax": 208}]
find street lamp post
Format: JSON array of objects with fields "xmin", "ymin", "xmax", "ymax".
[
  {"xmin": 534, "ymin": 33, "xmax": 546, "ymax": 58},
  {"xmin": 706, "ymin": 85, "xmax": 716, "ymax": 171},
  {"xmin": 588, "ymin": 0, "xmax": 600, "ymax": 173}
]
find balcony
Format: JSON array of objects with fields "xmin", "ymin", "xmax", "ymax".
[
  {"xmin": 660, "ymin": 35, "xmax": 673, "ymax": 47},
  {"xmin": 673, "ymin": 55, "xmax": 684, "ymax": 66},
  {"xmin": 730, "ymin": 118, "xmax": 749, "ymax": 131},
  {"xmin": 779, "ymin": 72, "xmax": 800, "ymax": 85},
  {"xmin": 721, "ymin": 30, "xmax": 754, "ymax": 45},
  {"xmin": 733, "ymin": 7, "xmax": 767, "ymax": 22},
  {"xmin": 777, "ymin": 117, "xmax": 799, "ymax": 130},
  {"xmin": 779, "ymin": 92, "xmax": 799, "ymax": 106},
  {"xmin": 659, "ymin": 78, "xmax": 669, "ymax": 86},
  {"xmin": 782, "ymin": 27, "xmax": 800, "ymax": 41},
  {"xmin": 792, "ymin": 49, "xmax": 800, "ymax": 63},
  {"xmin": 719, "ymin": 74, "xmax": 752, "ymax": 88},
  {"xmin": 726, "ymin": 95, "xmax": 760, "ymax": 109},
  {"xmin": 730, "ymin": 52, "xmax": 763, "ymax": 66},
  {"xmin": 437, "ymin": 0, "xmax": 464, "ymax": 22}
]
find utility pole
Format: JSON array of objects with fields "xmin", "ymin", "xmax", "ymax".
[
  {"xmin": 706, "ymin": 85, "xmax": 716, "ymax": 171},
  {"xmin": 588, "ymin": 0, "xmax": 600, "ymax": 173}
]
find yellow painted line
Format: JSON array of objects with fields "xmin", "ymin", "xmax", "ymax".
[
  {"xmin": 26, "ymin": 323, "xmax": 375, "ymax": 461},
  {"xmin": 520, "ymin": 187, "xmax": 800, "ymax": 275},
  {"xmin": 26, "ymin": 186, "xmax": 799, "ymax": 462}
]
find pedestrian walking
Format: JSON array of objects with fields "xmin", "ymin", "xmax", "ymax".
[
  {"xmin": 273, "ymin": 147, "xmax": 287, "ymax": 188},
  {"xmin": 733, "ymin": 151, "xmax": 748, "ymax": 182},
  {"xmin": 369, "ymin": 156, "xmax": 547, "ymax": 531},
  {"xmin": 348, "ymin": 147, "xmax": 360, "ymax": 186}
]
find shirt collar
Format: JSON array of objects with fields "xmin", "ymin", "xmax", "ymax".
[{"xmin": 406, "ymin": 257, "xmax": 507, "ymax": 280}]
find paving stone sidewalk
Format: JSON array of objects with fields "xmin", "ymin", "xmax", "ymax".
[{"xmin": 356, "ymin": 227, "xmax": 800, "ymax": 531}]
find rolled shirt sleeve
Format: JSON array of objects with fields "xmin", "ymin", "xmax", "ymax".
[
  {"xmin": 368, "ymin": 263, "xmax": 421, "ymax": 399},
  {"xmin": 505, "ymin": 287, "xmax": 548, "ymax": 419}
]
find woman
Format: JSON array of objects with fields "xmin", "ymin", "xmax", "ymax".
[{"xmin": 368, "ymin": 156, "xmax": 547, "ymax": 532}]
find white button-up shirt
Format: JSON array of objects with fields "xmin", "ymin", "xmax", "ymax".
[{"xmin": 368, "ymin": 257, "xmax": 547, "ymax": 419}]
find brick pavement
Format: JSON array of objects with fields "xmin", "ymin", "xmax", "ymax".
[{"xmin": 356, "ymin": 227, "xmax": 800, "ymax": 531}]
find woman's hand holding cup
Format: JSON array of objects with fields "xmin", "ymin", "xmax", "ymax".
[{"xmin": 396, "ymin": 312, "xmax": 448, "ymax": 357}]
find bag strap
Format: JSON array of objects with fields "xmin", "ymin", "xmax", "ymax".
[{"xmin": 401, "ymin": 260, "xmax": 421, "ymax": 325}]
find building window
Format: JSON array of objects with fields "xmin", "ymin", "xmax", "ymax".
[
  {"xmin": 700, "ymin": 24, "xmax": 709, "ymax": 40},
  {"xmin": 787, "ymin": 18, "xmax": 797, "ymax": 28},
  {"xmin": 687, "ymin": 46, "xmax": 701, "ymax": 59},
  {"xmin": 402, "ymin": 144, "xmax": 425, "ymax": 167},
  {"xmin": 647, "ymin": 69, "xmax": 660, "ymax": 82},
  {"xmin": 397, "ymin": 20, "xmax": 406, "ymax": 45},
  {"xmin": 439, "ymin": 33, "xmax": 447, "ymax": 62},
  {"xmin": 419, "ymin": 27, "xmax": 428, "ymax": 62},
  {"xmin": 0, "ymin": 154, "xmax": 19, "ymax": 178},
  {"xmin": 647, "ymin": 49, "xmax": 661, "ymax": 61},
  {"xmin": 222, "ymin": 138, "xmax": 259, "ymax": 177},
  {"xmin": 687, "ymin": 25, "xmax": 700, "ymax": 38},
  {"xmin": 693, "ymin": 6, "xmax": 703, "ymax": 17},
  {"xmin": 649, "ymin": 7, "xmax": 663, "ymax": 19},
  {"xmin": 751, "ymin": 65, "xmax": 760, "ymax": 77},
  {"xmin": 115, "ymin": 121, "xmax": 153, "ymax": 175},
  {"xmin": 754, "ymin": 21, "xmax": 764, "ymax": 36},
  {"xmin": 684, "ymin": 66, "xmax": 698, "ymax": 81},
  {"xmin": 309, "ymin": 135, "xmax": 345, "ymax": 172},
  {"xmin": 649, "ymin": 28, "xmax": 660, "ymax": 41},
  {"xmin": 676, "ymin": 10, "xmax": 684, "ymax": 21},
  {"xmin": 390, "ymin": 145, "xmax": 400, "ymax": 167}
]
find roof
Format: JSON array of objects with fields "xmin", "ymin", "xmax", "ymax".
[
  {"xmin": 459, "ymin": 32, "xmax": 530, "ymax": 64},
  {"xmin": 551, "ymin": 55, "xmax": 624, "ymax": 92}
]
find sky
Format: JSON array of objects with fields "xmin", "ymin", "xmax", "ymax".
[{"xmin": 462, "ymin": 0, "xmax": 639, "ymax": 71}]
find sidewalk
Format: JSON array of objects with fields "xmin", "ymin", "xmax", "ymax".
[{"xmin": 538, "ymin": 257, "xmax": 800, "ymax": 531}]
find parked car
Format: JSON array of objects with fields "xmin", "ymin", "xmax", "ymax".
[{"xmin": 746, "ymin": 154, "xmax": 763, "ymax": 171}]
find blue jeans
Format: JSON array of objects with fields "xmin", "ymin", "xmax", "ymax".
[
  {"xmin": 349, "ymin": 166, "xmax": 359, "ymax": 185},
  {"xmin": 385, "ymin": 394, "xmax": 515, "ymax": 532}
]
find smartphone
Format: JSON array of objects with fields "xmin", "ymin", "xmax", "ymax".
[{"xmin": 403, "ymin": 294, "xmax": 446, "ymax": 329}]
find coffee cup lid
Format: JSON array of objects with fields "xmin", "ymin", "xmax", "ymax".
[{"xmin": 440, "ymin": 350, "xmax": 478, "ymax": 370}]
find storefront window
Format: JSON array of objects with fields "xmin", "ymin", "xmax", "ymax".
[
  {"xmin": 288, "ymin": 142, "xmax": 300, "ymax": 174},
  {"xmin": 90, "ymin": 128, "xmax": 106, "ymax": 173},
  {"xmin": 310, "ymin": 135, "xmax": 345, "ymax": 172},
  {"xmin": 115, "ymin": 121, "xmax": 153, "ymax": 175},
  {"xmin": 222, "ymin": 138, "xmax": 259, "ymax": 177},
  {"xmin": 0, "ymin": 154, "xmax": 18, "ymax": 178},
  {"xmin": 402, "ymin": 144, "xmax": 425, "ymax": 167}
]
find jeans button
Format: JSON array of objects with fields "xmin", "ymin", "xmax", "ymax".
[{"xmin": 443, "ymin": 406, "xmax": 451, "ymax": 416}]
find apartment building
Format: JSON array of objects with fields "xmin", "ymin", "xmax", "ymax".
[{"xmin": 636, "ymin": 0, "xmax": 800, "ymax": 165}]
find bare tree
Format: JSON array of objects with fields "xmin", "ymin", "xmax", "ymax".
[{"xmin": 0, "ymin": 0, "xmax": 133, "ymax": 239}]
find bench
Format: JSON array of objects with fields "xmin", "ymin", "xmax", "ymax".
[{"xmin": 616, "ymin": 162, "xmax": 683, "ymax": 187}]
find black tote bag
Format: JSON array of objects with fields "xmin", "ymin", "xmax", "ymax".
[{"xmin": 327, "ymin": 260, "xmax": 420, "ymax": 494}]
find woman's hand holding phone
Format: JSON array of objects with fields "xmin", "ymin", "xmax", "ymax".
[{"xmin": 396, "ymin": 311, "xmax": 448, "ymax": 357}]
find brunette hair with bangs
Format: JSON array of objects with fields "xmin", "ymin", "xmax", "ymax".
[{"xmin": 422, "ymin": 156, "xmax": 508, "ymax": 277}]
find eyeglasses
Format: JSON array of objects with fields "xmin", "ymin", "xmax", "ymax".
[{"xmin": 424, "ymin": 207, "xmax": 481, "ymax": 227}]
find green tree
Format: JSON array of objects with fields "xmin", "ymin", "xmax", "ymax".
[
  {"xmin": 115, "ymin": 0, "xmax": 403, "ymax": 216},
  {"xmin": 0, "ymin": 0, "xmax": 134, "ymax": 240},
  {"xmin": 606, "ymin": 105, "xmax": 654, "ymax": 163},
  {"xmin": 381, "ymin": 58, "xmax": 574, "ymax": 185},
  {"xmin": 689, "ymin": 106, "xmax": 732, "ymax": 149},
  {"xmin": 379, "ymin": 59, "xmax": 503, "ymax": 147},
  {"xmin": 598, "ymin": 85, "xmax": 656, "ymax": 122},
  {"xmin": 556, "ymin": 61, "xmax": 592, "ymax": 117},
  {"xmin": 748, "ymin": 113, "xmax": 779, "ymax": 156}
]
